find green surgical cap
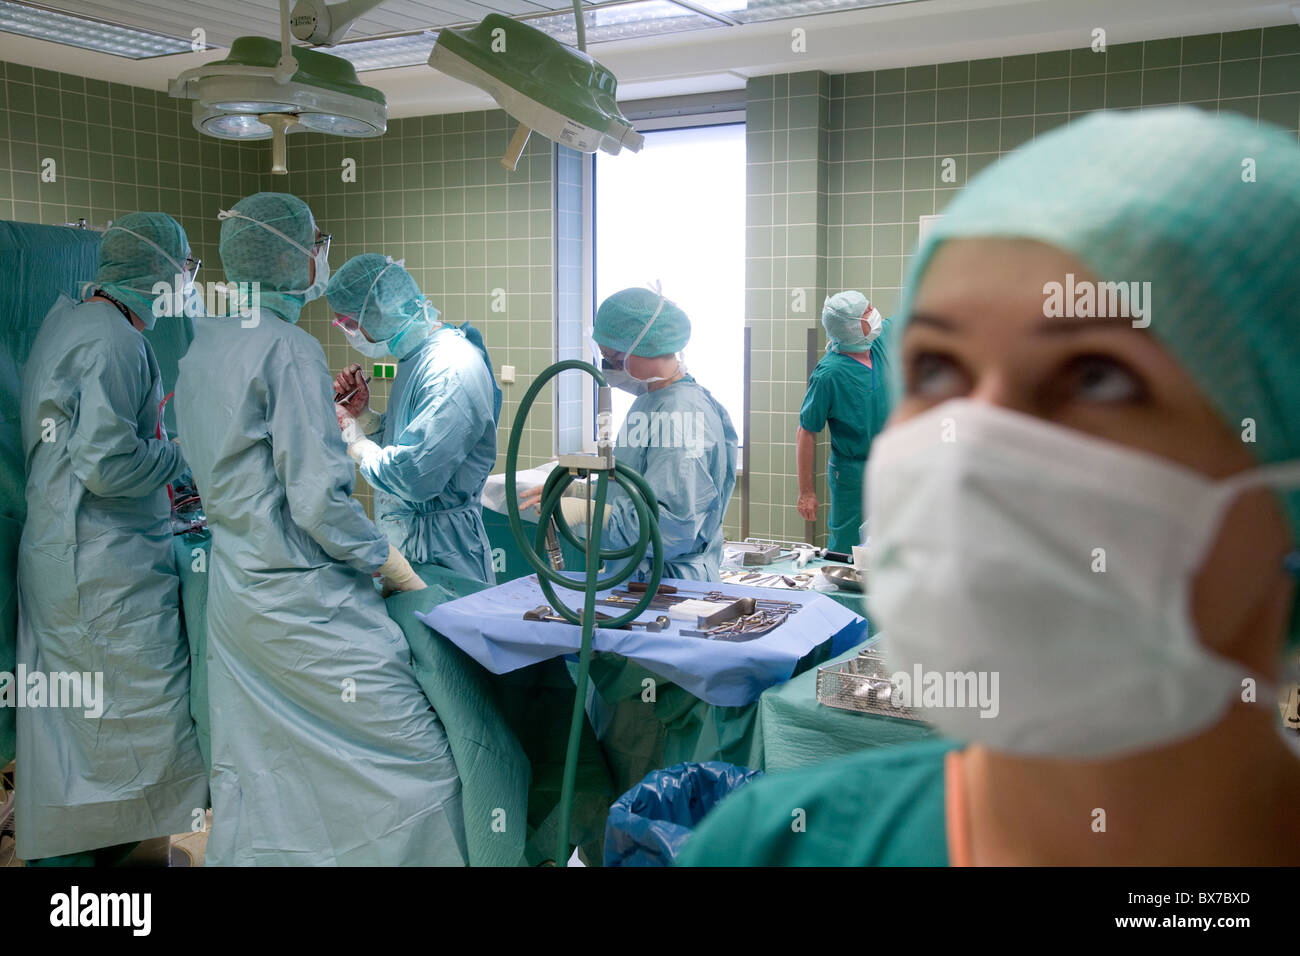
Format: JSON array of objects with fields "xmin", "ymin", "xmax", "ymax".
[
  {"xmin": 899, "ymin": 106, "xmax": 1300, "ymax": 645},
  {"xmin": 326, "ymin": 253, "xmax": 432, "ymax": 356},
  {"xmin": 822, "ymin": 290, "xmax": 873, "ymax": 353},
  {"xmin": 594, "ymin": 287, "xmax": 690, "ymax": 357},
  {"xmin": 219, "ymin": 192, "xmax": 316, "ymax": 324},
  {"xmin": 95, "ymin": 212, "xmax": 189, "ymax": 330}
]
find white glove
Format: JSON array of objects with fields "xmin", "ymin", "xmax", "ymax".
[
  {"xmin": 378, "ymin": 544, "xmax": 426, "ymax": 593},
  {"xmin": 346, "ymin": 437, "xmax": 382, "ymax": 465},
  {"xmin": 354, "ymin": 408, "xmax": 382, "ymax": 436},
  {"xmin": 559, "ymin": 496, "xmax": 609, "ymax": 531},
  {"xmin": 339, "ymin": 409, "xmax": 382, "ymax": 444}
]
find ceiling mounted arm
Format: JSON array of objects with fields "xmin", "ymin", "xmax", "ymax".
[{"xmin": 290, "ymin": 0, "xmax": 389, "ymax": 46}]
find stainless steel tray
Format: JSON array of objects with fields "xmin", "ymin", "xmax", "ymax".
[
  {"xmin": 820, "ymin": 565, "xmax": 864, "ymax": 592},
  {"xmin": 816, "ymin": 650, "xmax": 924, "ymax": 720}
]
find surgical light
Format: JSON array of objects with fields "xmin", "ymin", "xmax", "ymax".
[
  {"xmin": 429, "ymin": 11, "xmax": 643, "ymax": 170},
  {"xmin": 169, "ymin": 0, "xmax": 387, "ymax": 174}
]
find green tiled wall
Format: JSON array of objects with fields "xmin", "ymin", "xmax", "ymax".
[
  {"xmin": 745, "ymin": 71, "xmax": 833, "ymax": 546},
  {"xmin": 0, "ymin": 61, "xmax": 559, "ymax": 516},
  {"xmin": 0, "ymin": 60, "xmax": 264, "ymax": 284},
  {"xmin": 282, "ymin": 113, "xmax": 558, "ymax": 495},
  {"xmin": 747, "ymin": 24, "xmax": 1300, "ymax": 546}
]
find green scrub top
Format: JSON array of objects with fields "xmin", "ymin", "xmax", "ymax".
[
  {"xmin": 798, "ymin": 336, "xmax": 894, "ymax": 552},
  {"xmin": 675, "ymin": 738, "xmax": 958, "ymax": 866}
]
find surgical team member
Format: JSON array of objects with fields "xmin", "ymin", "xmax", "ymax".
[
  {"xmin": 795, "ymin": 291, "xmax": 893, "ymax": 552},
  {"xmin": 524, "ymin": 288, "xmax": 738, "ymax": 581},
  {"xmin": 327, "ymin": 254, "xmax": 501, "ymax": 584},
  {"xmin": 175, "ymin": 193, "xmax": 467, "ymax": 866},
  {"xmin": 679, "ymin": 108, "xmax": 1300, "ymax": 866},
  {"xmin": 17, "ymin": 213, "xmax": 207, "ymax": 865}
]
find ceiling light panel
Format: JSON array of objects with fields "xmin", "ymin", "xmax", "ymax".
[
  {"xmin": 530, "ymin": 0, "xmax": 724, "ymax": 45},
  {"xmin": 0, "ymin": 0, "xmax": 200, "ymax": 57},
  {"xmin": 329, "ymin": 29, "xmax": 440, "ymax": 71},
  {"xmin": 687, "ymin": 0, "xmax": 922, "ymax": 25}
]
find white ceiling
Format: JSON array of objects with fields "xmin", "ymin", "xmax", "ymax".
[
  {"xmin": 0, "ymin": 0, "xmax": 1295, "ymax": 116},
  {"xmin": 38, "ymin": 0, "xmax": 590, "ymax": 47}
]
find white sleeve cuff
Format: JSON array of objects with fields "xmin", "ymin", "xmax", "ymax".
[{"xmin": 347, "ymin": 437, "xmax": 382, "ymax": 466}]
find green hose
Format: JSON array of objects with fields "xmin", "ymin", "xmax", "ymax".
[{"xmin": 503, "ymin": 359, "xmax": 664, "ymax": 866}]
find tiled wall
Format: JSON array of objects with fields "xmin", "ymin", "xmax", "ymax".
[
  {"xmin": 0, "ymin": 60, "xmax": 263, "ymax": 285},
  {"xmin": 745, "ymin": 72, "xmax": 833, "ymax": 546},
  {"xmin": 0, "ymin": 62, "xmax": 561, "ymax": 516},
  {"xmin": 745, "ymin": 23, "xmax": 1300, "ymax": 546},
  {"xmin": 282, "ymin": 112, "xmax": 558, "ymax": 490}
]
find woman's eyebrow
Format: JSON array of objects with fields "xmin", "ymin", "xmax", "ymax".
[
  {"xmin": 1032, "ymin": 316, "xmax": 1144, "ymax": 335},
  {"xmin": 906, "ymin": 311, "xmax": 961, "ymax": 332}
]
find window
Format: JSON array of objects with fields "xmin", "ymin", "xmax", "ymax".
[{"xmin": 593, "ymin": 123, "xmax": 746, "ymax": 448}]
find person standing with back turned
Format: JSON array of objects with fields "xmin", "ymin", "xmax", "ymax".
[
  {"xmin": 796, "ymin": 291, "xmax": 894, "ymax": 552},
  {"xmin": 175, "ymin": 193, "xmax": 467, "ymax": 866}
]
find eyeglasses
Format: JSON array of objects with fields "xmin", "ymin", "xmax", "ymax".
[
  {"xmin": 333, "ymin": 313, "xmax": 362, "ymax": 337},
  {"xmin": 184, "ymin": 256, "xmax": 201, "ymax": 279},
  {"xmin": 313, "ymin": 233, "xmax": 332, "ymax": 255}
]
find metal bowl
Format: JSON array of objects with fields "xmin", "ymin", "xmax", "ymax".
[{"xmin": 820, "ymin": 565, "xmax": 864, "ymax": 592}]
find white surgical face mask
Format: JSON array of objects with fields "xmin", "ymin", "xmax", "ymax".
[
  {"xmin": 866, "ymin": 399, "xmax": 1300, "ymax": 759},
  {"xmin": 600, "ymin": 363, "xmax": 648, "ymax": 396},
  {"xmin": 349, "ymin": 334, "xmax": 391, "ymax": 360},
  {"xmin": 303, "ymin": 242, "xmax": 329, "ymax": 302},
  {"xmin": 862, "ymin": 307, "xmax": 884, "ymax": 344}
]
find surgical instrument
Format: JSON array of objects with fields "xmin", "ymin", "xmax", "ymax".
[
  {"xmin": 681, "ymin": 606, "xmax": 791, "ymax": 641},
  {"xmin": 334, "ymin": 373, "xmax": 372, "ymax": 405},
  {"xmin": 621, "ymin": 585, "xmax": 800, "ymax": 611},
  {"xmin": 523, "ymin": 604, "xmax": 670, "ymax": 632}
]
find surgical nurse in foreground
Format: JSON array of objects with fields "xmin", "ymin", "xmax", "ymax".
[
  {"xmin": 175, "ymin": 193, "xmax": 466, "ymax": 866},
  {"xmin": 679, "ymin": 107, "xmax": 1300, "ymax": 866}
]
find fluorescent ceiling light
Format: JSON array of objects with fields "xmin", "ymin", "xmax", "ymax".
[
  {"xmin": 687, "ymin": 0, "xmax": 923, "ymax": 25},
  {"xmin": 0, "ymin": 0, "xmax": 201, "ymax": 58},
  {"xmin": 530, "ymin": 0, "xmax": 724, "ymax": 45},
  {"xmin": 327, "ymin": 29, "xmax": 439, "ymax": 72}
]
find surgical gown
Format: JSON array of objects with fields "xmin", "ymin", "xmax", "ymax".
[
  {"xmin": 605, "ymin": 375, "xmax": 738, "ymax": 581},
  {"xmin": 676, "ymin": 738, "xmax": 958, "ymax": 866},
  {"xmin": 15, "ymin": 295, "xmax": 207, "ymax": 860},
  {"xmin": 357, "ymin": 326, "xmax": 498, "ymax": 584},
  {"xmin": 798, "ymin": 337, "xmax": 894, "ymax": 553},
  {"xmin": 174, "ymin": 306, "xmax": 467, "ymax": 866}
]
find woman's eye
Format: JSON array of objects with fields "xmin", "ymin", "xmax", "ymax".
[
  {"xmin": 906, "ymin": 351, "xmax": 969, "ymax": 399},
  {"xmin": 1064, "ymin": 354, "xmax": 1148, "ymax": 403}
]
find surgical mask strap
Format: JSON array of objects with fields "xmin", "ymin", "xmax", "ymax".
[
  {"xmin": 623, "ymin": 281, "xmax": 667, "ymax": 359},
  {"xmin": 1218, "ymin": 461, "xmax": 1300, "ymax": 495},
  {"xmin": 421, "ymin": 299, "xmax": 441, "ymax": 327},
  {"xmin": 103, "ymin": 225, "xmax": 187, "ymax": 285}
]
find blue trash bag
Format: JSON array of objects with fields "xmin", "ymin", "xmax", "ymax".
[{"xmin": 604, "ymin": 761, "xmax": 763, "ymax": 867}]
